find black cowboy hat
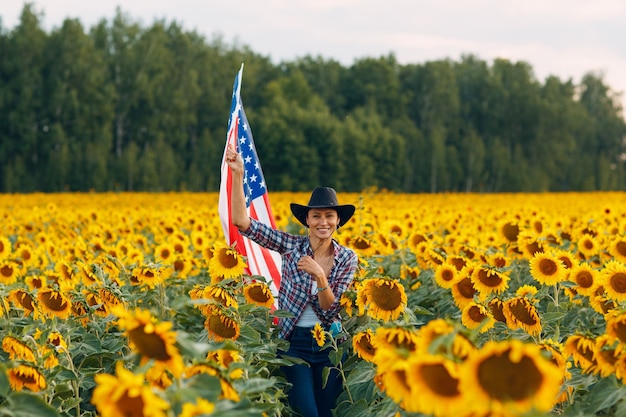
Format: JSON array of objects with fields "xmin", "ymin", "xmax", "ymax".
[{"xmin": 290, "ymin": 187, "xmax": 355, "ymax": 228}]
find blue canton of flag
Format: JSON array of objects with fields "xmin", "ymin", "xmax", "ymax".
[{"xmin": 236, "ymin": 108, "xmax": 267, "ymax": 204}]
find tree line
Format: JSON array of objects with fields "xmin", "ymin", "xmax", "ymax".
[{"xmin": 1, "ymin": 4, "xmax": 625, "ymax": 193}]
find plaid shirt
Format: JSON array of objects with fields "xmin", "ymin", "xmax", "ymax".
[{"xmin": 241, "ymin": 218, "xmax": 357, "ymax": 339}]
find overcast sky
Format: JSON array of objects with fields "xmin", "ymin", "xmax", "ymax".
[{"xmin": 3, "ymin": 0, "xmax": 626, "ymax": 116}]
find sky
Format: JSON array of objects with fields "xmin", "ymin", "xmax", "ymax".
[{"xmin": 3, "ymin": 0, "xmax": 626, "ymax": 117}]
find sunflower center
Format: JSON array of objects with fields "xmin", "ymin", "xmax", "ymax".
[
  {"xmin": 538, "ymin": 259, "xmax": 557, "ymax": 275},
  {"xmin": 174, "ymin": 260, "xmax": 185, "ymax": 272},
  {"xmin": 218, "ymin": 249, "xmax": 238, "ymax": 268},
  {"xmin": 370, "ymin": 282, "xmax": 403, "ymax": 311},
  {"xmin": 1, "ymin": 265, "xmax": 14, "ymax": 278},
  {"xmin": 357, "ymin": 338, "xmax": 376, "ymax": 356},
  {"xmin": 41, "ymin": 291, "xmax": 69, "ymax": 311},
  {"xmin": 508, "ymin": 299, "xmax": 537, "ymax": 325},
  {"xmin": 617, "ymin": 242, "xmax": 626, "ymax": 257},
  {"xmin": 502, "ymin": 223, "xmax": 519, "ymax": 242},
  {"xmin": 575, "ymin": 271, "xmax": 594, "ymax": 288},
  {"xmin": 477, "ymin": 269, "xmax": 502, "ymax": 288},
  {"xmin": 353, "ymin": 237, "xmax": 371, "ymax": 250},
  {"xmin": 248, "ymin": 286, "xmax": 270, "ymax": 303},
  {"xmin": 449, "ymin": 257, "xmax": 467, "ymax": 271},
  {"xmin": 207, "ymin": 315, "xmax": 237, "ymax": 339},
  {"xmin": 599, "ymin": 348, "xmax": 619, "ymax": 366},
  {"xmin": 115, "ymin": 391, "xmax": 146, "ymax": 417},
  {"xmin": 419, "ymin": 363, "xmax": 460, "ymax": 397},
  {"xmin": 558, "ymin": 257, "xmax": 573, "ymax": 269},
  {"xmin": 612, "ymin": 320, "xmax": 626, "ymax": 343},
  {"xmin": 469, "ymin": 305, "xmax": 487, "ymax": 322},
  {"xmin": 457, "ymin": 277, "xmax": 476, "ymax": 299},
  {"xmin": 583, "ymin": 239, "xmax": 594, "ymax": 250},
  {"xmin": 128, "ymin": 328, "xmax": 171, "ymax": 361},
  {"xmin": 17, "ymin": 291, "xmax": 35, "ymax": 310},
  {"xmin": 441, "ymin": 269, "xmax": 456, "ymax": 282},
  {"xmin": 525, "ymin": 242, "xmax": 543, "ymax": 256},
  {"xmin": 477, "ymin": 352, "xmax": 543, "ymax": 401},
  {"xmin": 609, "ymin": 272, "xmax": 626, "ymax": 293},
  {"xmin": 489, "ymin": 300, "xmax": 507, "ymax": 323}
]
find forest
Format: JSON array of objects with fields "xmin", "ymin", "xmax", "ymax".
[{"xmin": 1, "ymin": 4, "xmax": 625, "ymax": 193}]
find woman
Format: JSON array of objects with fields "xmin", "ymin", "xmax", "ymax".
[{"xmin": 226, "ymin": 145, "xmax": 358, "ymax": 417}]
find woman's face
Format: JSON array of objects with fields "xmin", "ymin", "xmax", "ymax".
[{"xmin": 306, "ymin": 209, "xmax": 339, "ymax": 239}]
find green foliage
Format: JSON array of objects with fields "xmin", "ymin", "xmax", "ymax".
[{"xmin": 0, "ymin": 5, "xmax": 625, "ymax": 193}]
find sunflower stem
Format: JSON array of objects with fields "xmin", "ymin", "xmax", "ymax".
[
  {"xmin": 553, "ymin": 283, "xmax": 559, "ymax": 308},
  {"xmin": 62, "ymin": 345, "xmax": 81, "ymax": 417},
  {"xmin": 159, "ymin": 282, "xmax": 168, "ymax": 320}
]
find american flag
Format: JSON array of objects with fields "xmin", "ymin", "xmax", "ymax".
[{"xmin": 218, "ymin": 64, "xmax": 282, "ymax": 300}]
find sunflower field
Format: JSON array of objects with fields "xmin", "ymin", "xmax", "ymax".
[{"xmin": 3, "ymin": 190, "xmax": 626, "ymax": 417}]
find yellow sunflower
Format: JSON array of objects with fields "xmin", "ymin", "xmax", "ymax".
[
  {"xmin": 8, "ymin": 364, "xmax": 47, "ymax": 392},
  {"xmin": 470, "ymin": 266, "xmax": 509, "ymax": 295},
  {"xmin": 204, "ymin": 304, "xmax": 241, "ymax": 342},
  {"xmin": 154, "ymin": 242, "xmax": 175, "ymax": 264},
  {"xmin": 404, "ymin": 354, "xmax": 465, "ymax": 416},
  {"xmin": 372, "ymin": 326, "xmax": 421, "ymax": 360},
  {"xmin": 114, "ymin": 307, "xmax": 184, "ymax": 378},
  {"xmin": 417, "ymin": 318, "xmax": 474, "ymax": 360},
  {"xmin": 243, "ymin": 281, "xmax": 275, "ymax": 308},
  {"xmin": 503, "ymin": 297, "xmax": 542, "ymax": 336},
  {"xmin": 538, "ymin": 338, "xmax": 571, "ymax": 382},
  {"xmin": 593, "ymin": 334, "xmax": 620, "ymax": 378},
  {"xmin": 37, "ymin": 288, "xmax": 72, "ymax": 319},
  {"xmin": 179, "ymin": 398, "xmax": 216, "ymax": 417},
  {"xmin": 184, "ymin": 363, "xmax": 240, "ymax": 402},
  {"xmin": 360, "ymin": 277, "xmax": 407, "ymax": 322},
  {"xmin": 564, "ymin": 334, "xmax": 597, "ymax": 371},
  {"xmin": 339, "ymin": 291, "xmax": 356, "ymax": 317},
  {"xmin": 130, "ymin": 265, "xmax": 168, "ymax": 289},
  {"xmin": 608, "ymin": 236, "xmax": 626, "ymax": 263},
  {"xmin": 0, "ymin": 235, "xmax": 11, "ymax": 260},
  {"xmin": 206, "ymin": 348, "xmax": 244, "ymax": 379},
  {"xmin": 589, "ymin": 293, "xmax": 617, "ymax": 315},
  {"xmin": 172, "ymin": 256, "xmax": 194, "ymax": 279},
  {"xmin": 461, "ymin": 302, "xmax": 495, "ymax": 333},
  {"xmin": 600, "ymin": 260, "xmax": 626, "ymax": 302},
  {"xmin": 577, "ymin": 234, "xmax": 600, "ymax": 260},
  {"xmin": 552, "ymin": 248, "xmax": 578, "ymax": 271},
  {"xmin": 459, "ymin": 339, "xmax": 563, "ymax": 415},
  {"xmin": 312, "ymin": 323, "xmax": 326, "ymax": 347},
  {"xmin": 400, "ymin": 264, "xmax": 421, "ymax": 282},
  {"xmin": 92, "ymin": 362, "xmax": 170, "ymax": 417},
  {"xmin": 605, "ymin": 311, "xmax": 626, "ymax": 344},
  {"xmin": 208, "ymin": 242, "xmax": 246, "ymax": 280},
  {"xmin": 488, "ymin": 297, "xmax": 508, "ymax": 324},
  {"xmin": 529, "ymin": 252, "xmax": 568, "ymax": 286},
  {"xmin": 190, "ymin": 284, "xmax": 239, "ymax": 313},
  {"xmin": 450, "ymin": 276, "xmax": 477, "ymax": 310},
  {"xmin": 434, "ymin": 263, "xmax": 460, "ymax": 289},
  {"xmin": 568, "ymin": 263, "xmax": 599, "ymax": 296},
  {"xmin": 517, "ymin": 231, "xmax": 545, "ymax": 259},
  {"xmin": 353, "ymin": 329, "xmax": 377, "ymax": 362},
  {"xmin": 2, "ymin": 335, "xmax": 36, "ymax": 362},
  {"xmin": 8, "ymin": 288, "xmax": 40, "ymax": 318},
  {"xmin": 515, "ymin": 284, "xmax": 538, "ymax": 298},
  {"xmin": 499, "ymin": 221, "xmax": 520, "ymax": 245},
  {"xmin": 0, "ymin": 260, "xmax": 20, "ymax": 285},
  {"xmin": 145, "ymin": 363, "xmax": 173, "ymax": 390},
  {"xmin": 374, "ymin": 355, "xmax": 412, "ymax": 410},
  {"xmin": 349, "ymin": 235, "xmax": 376, "ymax": 256}
]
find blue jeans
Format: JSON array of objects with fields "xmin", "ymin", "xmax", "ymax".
[{"xmin": 280, "ymin": 326, "xmax": 343, "ymax": 417}]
